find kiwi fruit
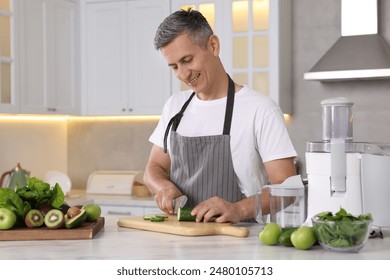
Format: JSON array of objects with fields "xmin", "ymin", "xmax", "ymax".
[
  {"xmin": 25, "ymin": 209, "xmax": 44, "ymax": 228},
  {"xmin": 44, "ymin": 209, "xmax": 65, "ymax": 229}
]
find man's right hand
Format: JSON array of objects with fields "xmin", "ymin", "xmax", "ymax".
[
  {"xmin": 144, "ymin": 144, "xmax": 182, "ymax": 214},
  {"xmin": 154, "ymin": 185, "xmax": 183, "ymax": 215}
]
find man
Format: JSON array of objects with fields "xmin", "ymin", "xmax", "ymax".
[{"xmin": 144, "ymin": 9, "xmax": 297, "ymax": 223}]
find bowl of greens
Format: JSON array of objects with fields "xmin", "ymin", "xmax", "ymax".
[{"xmin": 311, "ymin": 208, "xmax": 373, "ymax": 253}]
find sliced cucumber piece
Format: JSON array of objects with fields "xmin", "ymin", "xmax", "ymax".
[
  {"xmin": 150, "ymin": 216, "xmax": 166, "ymax": 222},
  {"xmin": 144, "ymin": 214, "xmax": 169, "ymax": 222},
  {"xmin": 143, "ymin": 214, "xmax": 155, "ymax": 220},
  {"xmin": 177, "ymin": 207, "xmax": 196, "ymax": 221}
]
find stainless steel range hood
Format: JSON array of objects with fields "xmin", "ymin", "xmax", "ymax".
[{"xmin": 304, "ymin": 0, "xmax": 390, "ymax": 81}]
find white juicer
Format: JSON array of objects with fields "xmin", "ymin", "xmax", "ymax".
[{"xmin": 305, "ymin": 97, "xmax": 390, "ymax": 229}]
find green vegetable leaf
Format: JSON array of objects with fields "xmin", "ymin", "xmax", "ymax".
[
  {"xmin": 50, "ymin": 183, "xmax": 65, "ymax": 208},
  {"xmin": 357, "ymin": 213, "xmax": 372, "ymax": 221},
  {"xmin": 6, "ymin": 192, "xmax": 31, "ymax": 220},
  {"xmin": 316, "ymin": 207, "xmax": 372, "ymax": 222},
  {"xmin": 328, "ymin": 238, "xmax": 350, "ymax": 248},
  {"xmin": 14, "ymin": 176, "xmax": 65, "ymax": 209},
  {"xmin": 0, "ymin": 188, "xmax": 15, "ymax": 206}
]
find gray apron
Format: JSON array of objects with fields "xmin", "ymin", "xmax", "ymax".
[{"xmin": 163, "ymin": 75, "xmax": 246, "ymax": 208}]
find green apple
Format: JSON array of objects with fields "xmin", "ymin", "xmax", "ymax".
[
  {"xmin": 258, "ymin": 222, "xmax": 282, "ymax": 246},
  {"xmin": 290, "ymin": 226, "xmax": 316, "ymax": 250},
  {"xmin": 0, "ymin": 208, "xmax": 17, "ymax": 230},
  {"xmin": 82, "ymin": 204, "xmax": 101, "ymax": 222}
]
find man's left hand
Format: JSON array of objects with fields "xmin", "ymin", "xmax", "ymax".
[{"xmin": 191, "ymin": 196, "xmax": 242, "ymax": 223}]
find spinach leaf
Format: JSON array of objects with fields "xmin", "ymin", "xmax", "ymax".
[
  {"xmin": 0, "ymin": 188, "xmax": 15, "ymax": 206},
  {"xmin": 0, "ymin": 189, "xmax": 31, "ymax": 225},
  {"xmin": 50, "ymin": 183, "xmax": 65, "ymax": 208}
]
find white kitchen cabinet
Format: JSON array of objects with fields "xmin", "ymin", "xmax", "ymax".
[
  {"xmin": 83, "ymin": 0, "xmax": 171, "ymax": 115},
  {"xmin": 0, "ymin": 0, "xmax": 18, "ymax": 113},
  {"xmin": 171, "ymin": 0, "xmax": 292, "ymax": 114},
  {"xmin": 18, "ymin": 0, "xmax": 80, "ymax": 114}
]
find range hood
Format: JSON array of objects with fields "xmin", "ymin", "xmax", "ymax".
[{"xmin": 304, "ymin": 0, "xmax": 390, "ymax": 81}]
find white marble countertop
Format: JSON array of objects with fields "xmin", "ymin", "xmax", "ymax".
[{"xmin": 1, "ymin": 216, "xmax": 389, "ymax": 260}]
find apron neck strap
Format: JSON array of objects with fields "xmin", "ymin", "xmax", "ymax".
[
  {"xmin": 163, "ymin": 92, "xmax": 195, "ymax": 153},
  {"xmin": 163, "ymin": 74, "xmax": 235, "ymax": 153},
  {"xmin": 222, "ymin": 74, "xmax": 235, "ymax": 135}
]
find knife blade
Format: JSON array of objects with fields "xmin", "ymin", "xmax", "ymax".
[{"xmin": 172, "ymin": 195, "xmax": 188, "ymax": 214}]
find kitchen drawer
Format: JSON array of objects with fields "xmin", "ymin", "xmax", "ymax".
[
  {"xmin": 100, "ymin": 205, "xmax": 160, "ymax": 217},
  {"xmin": 100, "ymin": 205, "xmax": 144, "ymax": 217}
]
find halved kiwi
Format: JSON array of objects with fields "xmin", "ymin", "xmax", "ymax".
[
  {"xmin": 44, "ymin": 209, "xmax": 65, "ymax": 229},
  {"xmin": 25, "ymin": 209, "xmax": 44, "ymax": 228}
]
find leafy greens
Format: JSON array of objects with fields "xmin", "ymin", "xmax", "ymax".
[
  {"xmin": 0, "ymin": 176, "xmax": 65, "ymax": 223},
  {"xmin": 313, "ymin": 207, "xmax": 372, "ymax": 248}
]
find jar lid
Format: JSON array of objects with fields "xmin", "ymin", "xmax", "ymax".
[{"xmin": 321, "ymin": 97, "xmax": 354, "ymax": 106}]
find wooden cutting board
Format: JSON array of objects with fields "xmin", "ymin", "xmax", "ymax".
[
  {"xmin": 117, "ymin": 215, "xmax": 249, "ymax": 237},
  {"xmin": 0, "ymin": 217, "xmax": 105, "ymax": 241}
]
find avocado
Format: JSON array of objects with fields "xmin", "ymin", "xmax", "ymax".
[{"xmin": 65, "ymin": 209, "xmax": 87, "ymax": 229}]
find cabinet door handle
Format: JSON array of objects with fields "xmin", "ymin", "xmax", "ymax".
[
  {"xmin": 128, "ymin": 108, "xmax": 133, "ymax": 112},
  {"xmin": 107, "ymin": 210, "xmax": 132, "ymax": 215}
]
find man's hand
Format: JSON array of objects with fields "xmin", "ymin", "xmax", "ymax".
[
  {"xmin": 144, "ymin": 144, "xmax": 183, "ymax": 214},
  {"xmin": 191, "ymin": 196, "xmax": 245, "ymax": 223},
  {"xmin": 154, "ymin": 185, "xmax": 183, "ymax": 215}
]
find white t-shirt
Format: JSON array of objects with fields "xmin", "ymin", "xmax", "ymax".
[{"xmin": 149, "ymin": 86, "xmax": 297, "ymax": 196}]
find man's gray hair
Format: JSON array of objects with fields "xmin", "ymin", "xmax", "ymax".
[{"xmin": 154, "ymin": 8, "xmax": 214, "ymax": 50}]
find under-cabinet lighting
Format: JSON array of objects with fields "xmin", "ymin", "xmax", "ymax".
[
  {"xmin": 0, "ymin": 114, "xmax": 161, "ymax": 122},
  {"xmin": 67, "ymin": 115, "xmax": 160, "ymax": 122},
  {"xmin": 0, "ymin": 114, "xmax": 68, "ymax": 122}
]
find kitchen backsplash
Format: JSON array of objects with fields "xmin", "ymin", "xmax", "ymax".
[
  {"xmin": 0, "ymin": 118, "xmax": 68, "ymax": 182},
  {"xmin": 67, "ymin": 118, "xmax": 158, "ymax": 189}
]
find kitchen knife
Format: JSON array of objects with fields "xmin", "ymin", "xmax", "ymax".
[{"xmin": 172, "ymin": 195, "xmax": 188, "ymax": 214}]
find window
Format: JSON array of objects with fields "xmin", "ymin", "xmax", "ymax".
[{"xmin": 232, "ymin": 0, "xmax": 269, "ymax": 95}]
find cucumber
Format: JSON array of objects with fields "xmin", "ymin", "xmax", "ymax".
[
  {"xmin": 150, "ymin": 216, "xmax": 166, "ymax": 222},
  {"xmin": 143, "ymin": 214, "xmax": 154, "ymax": 220},
  {"xmin": 279, "ymin": 227, "xmax": 298, "ymax": 247},
  {"xmin": 177, "ymin": 207, "xmax": 196, "ymax": 221},
  {"xmin": 143, "ymin": 214, "xmax": 168, "ymax": 222}
]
